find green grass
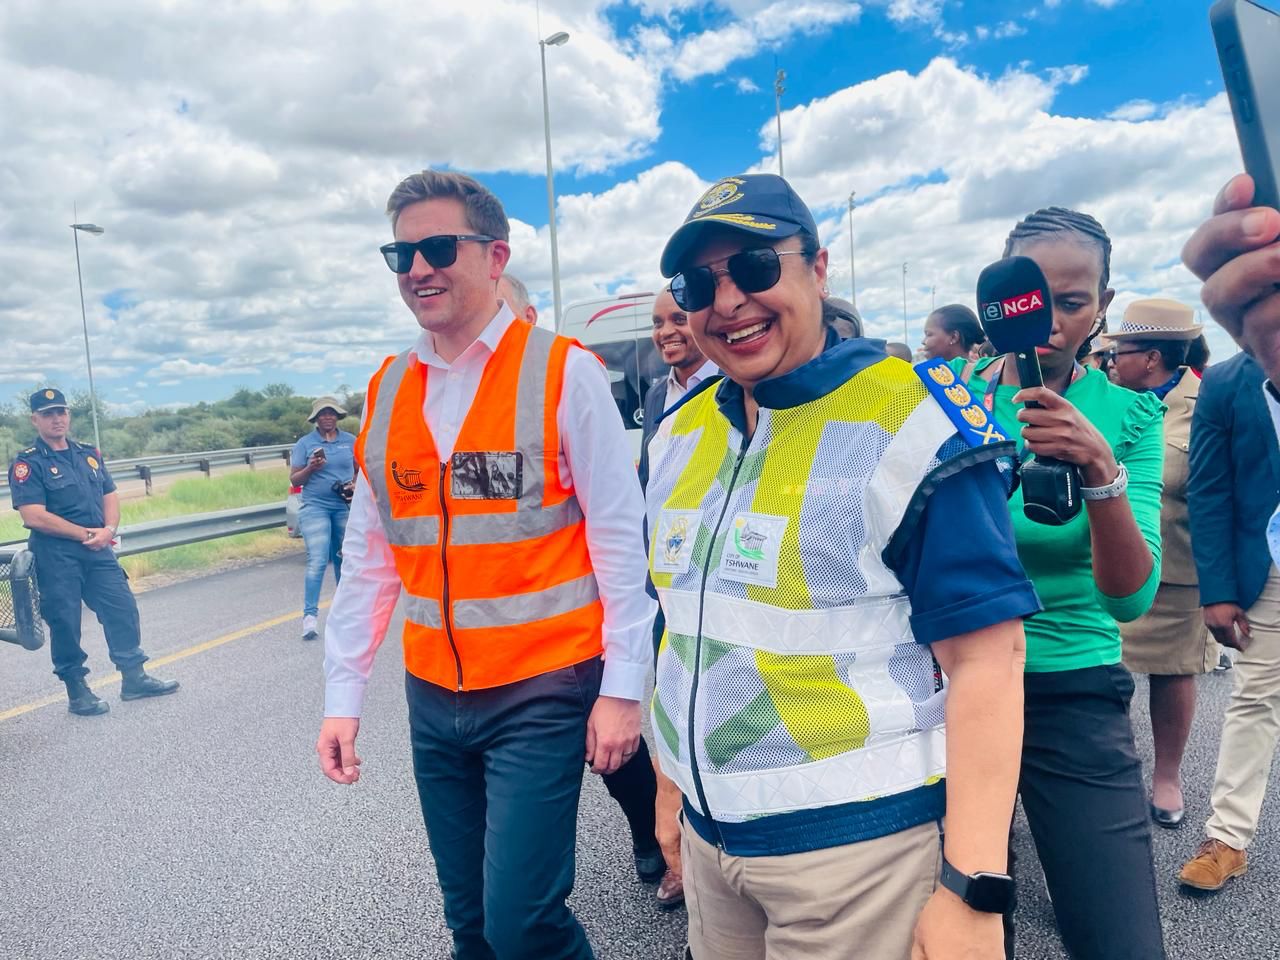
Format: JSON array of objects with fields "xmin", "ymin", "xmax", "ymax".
[{"xmin": 2, "ymin": 466, "xmax": 302, "ymax": 580}]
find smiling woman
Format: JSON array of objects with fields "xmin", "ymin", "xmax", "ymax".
[{"xmin": 645, "ymin": 174, "xmax": 1039, "ymax": 958}]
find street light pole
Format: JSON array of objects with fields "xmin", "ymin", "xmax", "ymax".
[
  {"xmin": 901, "ymin": 262, "xmax": 909, "ymax": 344},
  {"xmin": 539, "ymin": 31, "xmax": 570, "ymax": 331},
  {"xmin": 774, "ymin": 69, "xmax": 786, "ymax": 178},
  {"xmin": 847, "ymin": 191, "xmax": 856, "ymax": 309},
  {"xmin": 71, "ymin": 220, "xmax": 105, "ymax": 451}
]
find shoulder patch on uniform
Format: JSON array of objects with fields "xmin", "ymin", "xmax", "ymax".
[
  {"xmin": 914, "ymin": 357, "xmax": 1008, "ymax": 447},
  {"xmin": 12, "ymin": 461, "xmax": 30, "ymax": 483}
]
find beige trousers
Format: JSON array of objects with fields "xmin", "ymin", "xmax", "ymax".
[
  {"xmin": 1205, "ymin": 567, "xmax": 1280, "ymax": 849},
  {"xmin": 681, "ymin": 819, "xmax": 941, "ymax": 960}
]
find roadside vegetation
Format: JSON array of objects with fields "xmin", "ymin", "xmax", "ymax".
[
  {"xmin": 1, "ymin": 467, "xmax": 300, "ymax": 580},
  {"xmin": 0, "ymin": 383, "xmax": 364, "ymax": 467}
]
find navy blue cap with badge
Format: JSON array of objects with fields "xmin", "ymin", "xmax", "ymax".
[
  {"xmin": 660, "ymin": 174, "xmax": 819, "ymax": 279},
  {"xmin": 30, "ymin": 388, "xmax": 68, "ymax": 413}
]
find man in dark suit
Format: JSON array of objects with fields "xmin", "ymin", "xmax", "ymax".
[
  {"xmin": 1179, "ymin": 351, "xmax": 1280, "ymax": 892},
  {"xmin": 638, "ymin": 288, "xmax": 718, "ymax": 489}
]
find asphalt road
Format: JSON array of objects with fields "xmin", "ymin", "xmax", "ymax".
[{"xmin": 2, "ymin": 553, "xmax": 1278, "ymax": 960}]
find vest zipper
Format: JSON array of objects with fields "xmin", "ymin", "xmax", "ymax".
[
  {"xmin": 438, "ymin": 461, "xmax": 464, "ymax": 691},
  {"xmin": 687, "ymin": 432, "xmax": 750, "ymax": 849}
]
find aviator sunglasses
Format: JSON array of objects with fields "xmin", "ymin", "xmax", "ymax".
[
  {"xmin": 380, "ymin": 234, "xmax": 494, "ymax": 274},
  {"xmin": 670, "ymin": 247, "xmax": 805, "ymax": 312}
]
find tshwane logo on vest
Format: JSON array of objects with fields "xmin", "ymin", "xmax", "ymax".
[
  {"xmin": 732, "ymin": 517, "xmax": 768, "ymax": 560},
  {"xmin": 664, "ymin": 515, "xmax": 690, "ymax": 566},
  {"xmin": 391, "ymin": 461, "xmax": 426, "ymax": 492}
]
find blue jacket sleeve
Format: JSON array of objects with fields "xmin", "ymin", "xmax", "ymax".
[
  {"xmin": 889, "ymin": 459, "xmax": 1042, "ymax": 645},
  {"xmin": 1188, "ymin": 371, "xmax": 1240, "ymax": 606}
]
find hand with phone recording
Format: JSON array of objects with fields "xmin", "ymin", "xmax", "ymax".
[{"xmin": 1183, "ymin": 174, "xmax": 1280, "ymax": 382}]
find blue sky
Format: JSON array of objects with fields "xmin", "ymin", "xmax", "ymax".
[{"xmin": 0, "ymin": 0, "xmax": 1245, "ymax": 415}]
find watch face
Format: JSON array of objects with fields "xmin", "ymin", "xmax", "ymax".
[{"xmin": 967, "ymin": 872, "xmax": 1015, "ymax": 913}]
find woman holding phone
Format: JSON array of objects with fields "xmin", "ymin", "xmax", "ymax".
[{"xmin": 952, "ymin": 207, "xmax": 1167, "ymax": 958}]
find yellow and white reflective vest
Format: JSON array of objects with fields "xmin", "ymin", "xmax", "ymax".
[{"xmin": 646, "ymin": 349, "xmax": 1014, "ymax": 854}]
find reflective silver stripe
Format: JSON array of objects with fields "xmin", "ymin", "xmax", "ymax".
[
  {"xmin": 452, "ymin": 573, "xmax": 600, "ymax": 629},
  {"xmin": 361, "ymin": 351, "xmax": 440, "ymax": 547},
  {"xmin": 513, "ymin": 328, "xmax": 555, "ymax": 507},
  {"xmin": 404, "ymin": 593, "xmax": 443, "ymax": 629},
  {"xmin": 449, "ymin": 497, "xmax": 584, "ymax": 545}
]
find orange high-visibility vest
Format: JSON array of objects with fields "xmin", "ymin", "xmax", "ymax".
[{"xmin": 355, "ymin": 320, "xmax": 604, "ymax": 691}]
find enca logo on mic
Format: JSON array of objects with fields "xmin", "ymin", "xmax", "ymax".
[{"xmin": 998, "ymin": 290, "xmax": 1045, "ymax": 318}]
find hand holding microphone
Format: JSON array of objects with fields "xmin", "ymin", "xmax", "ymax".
[{"xmin": 976, "ymin": 256, "xmax": 1084, "ymax": 525}]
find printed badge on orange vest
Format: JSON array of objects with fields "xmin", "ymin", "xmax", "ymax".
[{"xmin": 451, "ymin": 452, "xmax": 523, "ymax": 500}]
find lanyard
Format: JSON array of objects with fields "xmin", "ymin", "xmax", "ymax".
[{"xmin": 981, "ymin": 356, "xmax": 1084, "ymax": 413}]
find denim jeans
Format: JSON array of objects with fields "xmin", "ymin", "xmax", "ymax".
[{"xmin": 298, "ymin": 500, "xmax": 348, "ymax": 617}]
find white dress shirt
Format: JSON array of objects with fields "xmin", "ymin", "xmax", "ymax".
[
  {"xmin": 663, "ymin": 357, "xmax": 719, "ymax": 410},
  {"xmin": 1265, "ymin": 382, "xmax": 1280, "ymax": 567},
  {"xmin": 323, "ymin": 302, "xmax": 655, "ymax": 717}
]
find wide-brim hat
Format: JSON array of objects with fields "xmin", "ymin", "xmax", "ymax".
[
  {"xmin": 659, "ymin": 174, "xmax": 819, "ymax": 278},
  {"xmin": 1109, "ymin": 298, "xmax": 1202, "ymax": 341},
  {"xmin": 308, "ymin": 396, "xmax": 348, "ymax": 422}
]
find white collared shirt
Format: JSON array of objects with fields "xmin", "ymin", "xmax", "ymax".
[
  {"xmin": 323, "ymin": 302, "xmax": 655, "ymax": 717},
  {"xmin": 663, "ymin": 357, "xmax": 719, "ymax": 410}
]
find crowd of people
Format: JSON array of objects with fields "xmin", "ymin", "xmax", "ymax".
[{"xmin": 11, "ymin": 162, "xmax": 1280, "ymax": 959}]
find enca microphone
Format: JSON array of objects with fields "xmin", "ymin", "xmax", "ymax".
[{"xmin": 976, "ymin": 256, "xmax": 1081, "ymax": 526}]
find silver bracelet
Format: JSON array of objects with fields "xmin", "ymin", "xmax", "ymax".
[{"xmin": 1081, "ymin": 462, "xmax": 1128, "ymax": 501}]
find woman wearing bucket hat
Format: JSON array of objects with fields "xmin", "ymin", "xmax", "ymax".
[
  {"xmin": 1107, "ymin": 298, "xmax": 1211, "ymax": 829},
  {"xmin": 646, "ymin": 173, "xmax": 1040, "ymax": 959},
  {"xmin": 289, "ymin": 397, "xmax": 357, "ymax": 640}
]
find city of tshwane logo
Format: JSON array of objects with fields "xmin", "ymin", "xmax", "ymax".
[
  {"xmin": 391, "ymin": 461, "xmax": 426, "ymax": 492},
  {"xmin": 733, "ymin": 518, "xmax": 767, "ymax": 560},
  {"xmin": 663, "ymin": 516, "xmax": 689, "ymax": 565}
]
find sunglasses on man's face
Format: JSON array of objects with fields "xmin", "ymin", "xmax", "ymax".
[
  {"xmin": 379, "ymin": 234, "xmax": 494, "ymax": 274},
  {"xmin": 670, "ymin": 247, "xmax": 805, "ymax": 313}
]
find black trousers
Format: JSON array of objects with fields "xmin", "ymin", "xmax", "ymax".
[
  {"xmin": 1005, "ymin": 664, "xmax": 1166, "ymax": 960},
  {"xmin": 33, "ymin": 542, "xmax": 146, "ymax": 683},
  {"xmin": 406, "ymin": 658, "xmax": 601, "ymax": 960},
  {"xmin": 601, "ymin": 737, "xmax": 658, "ymax": 855}
]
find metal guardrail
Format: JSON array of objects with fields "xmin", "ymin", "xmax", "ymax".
[
  {"xmin": 1, "ymin": 443, "xmax": 294, "ymax": 495},
  {"xmin": 0, "ymin": 501, "xmax": 288, "ymax": 650}
]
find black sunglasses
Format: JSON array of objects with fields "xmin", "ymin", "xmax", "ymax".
[
  {"xmin": 671, "ymin": 247, "xmax": 805, "ymax": 312},
  {"xmin": 379, "ymin": 234, "xmax": 494, "ymax": 274}
]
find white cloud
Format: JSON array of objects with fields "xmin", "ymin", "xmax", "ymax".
[
  {"xmin": 737, "ymin": 77, "xmax": 762, "ymax": 93},
  {"xmin": 994, "ymin": 20, "xmax": 1026, "ymax": 38},
  {"xmin": 1046, "ymin": 64, "xmax": 1089, "ymax": 87},
  {"xmin": 1108, "ymin": 99, "xmax": 1158, "ymax": 121},
  {"xmin": 150, "ymin": 359, "xmax": 262, "ymax": 378}
]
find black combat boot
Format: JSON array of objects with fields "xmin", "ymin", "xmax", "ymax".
[
  {"xmin": 65, "ymin": 678, "xmax": 109, "ymax": 717},
  {"xmin": 120, "ymin": 667, "xmax": 180, "ymax": 701}
]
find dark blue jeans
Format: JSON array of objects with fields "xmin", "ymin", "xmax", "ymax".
[
  {"xmin": 298, "ymin": 500, "xmax": 348, "ymax": 617},
  {"xmin": 406, "ymin": 658, "xmax": 601, "ymax": 960}
]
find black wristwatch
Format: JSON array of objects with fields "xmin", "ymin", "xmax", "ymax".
[{"xmin": 939, "ymin": 857, "xmax": 1015, "ymax": 913}]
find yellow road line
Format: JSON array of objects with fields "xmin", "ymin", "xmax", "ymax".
[{"xmin": 0, "ymin": 600, "xmax": 330, "ymax": 724}]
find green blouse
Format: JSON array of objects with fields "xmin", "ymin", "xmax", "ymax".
[{"xmin": 950, "ymin": 357, "xmax": 1166, "ymax": 673}]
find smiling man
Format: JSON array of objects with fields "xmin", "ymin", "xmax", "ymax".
[{"xmin": 315, "ymin": 171, "xmax": 653, "ymax": 960}]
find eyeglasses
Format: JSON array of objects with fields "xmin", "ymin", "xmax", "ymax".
[
  {"xmin": 670, "ymin": 247, "xmax": 805, "ymax": 312},
  {"xmin": 1105, "ymin": 349, "xmax": 1149, "ymax": 361},
  {"xmin": 379, "ymin": 234, "xmax": 494, "ymax": 274}
]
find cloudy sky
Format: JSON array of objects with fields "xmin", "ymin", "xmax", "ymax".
[{"xmin": 0, "ymin": 0, "xmax": 1243, "ymax": 413}]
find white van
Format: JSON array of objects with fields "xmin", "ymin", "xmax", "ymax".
[{"xmin": 561, "ymin": 293, "xmax": 662, "ymax": 448}]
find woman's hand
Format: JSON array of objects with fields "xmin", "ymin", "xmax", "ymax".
[
  {"xmin": 1013, "ymin": 387, "xmax": 1118, "ymax": 486},
  {"xmin": 1182, "ymin": 174, "xmax": 1280, "ymax": 381}
]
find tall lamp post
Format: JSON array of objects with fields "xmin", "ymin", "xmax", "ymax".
[
  {"xmin": 901, "ymin": 262, "xmax": 909, "ymax": 344},
  {"xmin": 774, "ymin": 69, "xmax": 786, "ymax": 178},
  {"xmin": 71, "ymin": 221, "xmax": 105, "ymax": 451},
  {"xmin": 539, "ymin": 30, "xmax": 570, "ymax": 331},
  {"xmin": 847, "ymin": 191, "xmax": 856, "ymax": 309}
]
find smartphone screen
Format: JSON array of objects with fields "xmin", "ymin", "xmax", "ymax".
[{"xmin": 1213, "ymin": 0, "xmax": 1280, "ymax": 209}]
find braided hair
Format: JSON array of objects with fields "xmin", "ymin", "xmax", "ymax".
[{"xmin": 1003, "ymin": 207, "xmax": 1113, "ymax": 360}]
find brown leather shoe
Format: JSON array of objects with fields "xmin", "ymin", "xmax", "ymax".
[
  {"xmin": 656, "ymin": 868, "xmax": 684, "ymax": 911},
  {"xmin": 1179, "ymin": 839, "xmax": 1247, "ymax": 891}
]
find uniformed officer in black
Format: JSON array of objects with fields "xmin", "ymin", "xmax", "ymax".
[{"xmin": 8, "ymin": 389, "xmax": 179, "ymax": 716}]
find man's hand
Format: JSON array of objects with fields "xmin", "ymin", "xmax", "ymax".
[
  {"xmin": 82, "ymin": 527, "xmax": 113, "ymax": 551},
  {"xmin": 1182, "ymin": 173, "xmax": 1280, "ymax": 382},
  {"xmin": 654, "ymin": 762, "xmax": 684, "ymax": 879},
  {"xmin": 316, "ymin": 717, "xmax": 362, "ymax": 784},
  {"xmin": 1204, "ymin": 602, "xmax": 1253, "ymax": 652},
  {"xmin": 585, "ymin": 695, "xmax": 641, "ymax": 775},
  {"xmin": 911, "ymin": 887, "xmax": 1004, "ymax": 960}
]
